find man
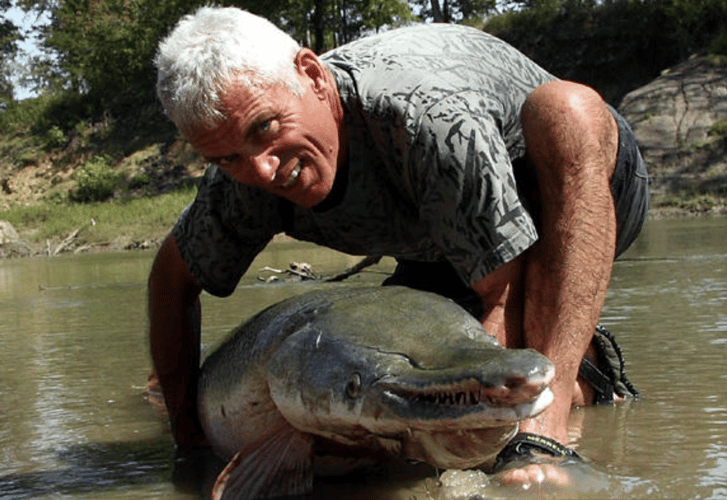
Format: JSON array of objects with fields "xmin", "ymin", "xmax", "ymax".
[{"xmin": 150, "ymin": 5, "xmax": 648, "ymax": 486}]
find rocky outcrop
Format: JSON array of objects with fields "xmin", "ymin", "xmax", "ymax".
[
  {"xmin": 0, "ymin": 220, "xmax": 19, "ymax": 244},
  {"xmin": 618, "ymin": 56, "xmax": 727, "ymax": 202},
  {"xmin": 0, "ymin": 221, "xmax": 31, "ymax": 258}
]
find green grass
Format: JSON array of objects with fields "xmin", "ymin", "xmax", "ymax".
[
  {"xmin": 0, "ymin": 185, "xmax": 196, "ymax": 248},
  {"xmin": 709, "ymin": 118, "xmax": 727, "ymax": 137},
  {"xmin": 654, "ymin": 192, "xmax": 724, "ymax": 213}
]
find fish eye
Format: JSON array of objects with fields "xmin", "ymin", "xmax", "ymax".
[{"xmin": 345, "ymin": 373, "xmax": 362, "ymax": 399}]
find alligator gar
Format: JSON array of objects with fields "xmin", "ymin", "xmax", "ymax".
[{"xmin": 198, "ymin": 286, "xmax": 554, "ymax": 499}]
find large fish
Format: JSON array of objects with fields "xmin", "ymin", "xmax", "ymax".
[{"xmin": 198, "ymin": 286, "xmax": 555, "ymax": 499}]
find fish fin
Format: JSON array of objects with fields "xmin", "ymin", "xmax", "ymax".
[{"xmin": 211, "ymin": 423, "xmax": 315, "ymax": 500}]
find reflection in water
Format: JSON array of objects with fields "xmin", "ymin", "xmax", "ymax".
[{"xmin": 0, "ymin": 218, "xmax": 726, "ymax": 499}]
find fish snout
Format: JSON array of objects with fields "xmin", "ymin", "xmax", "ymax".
[
  {"xmin": 369, "ymin": 350, "xmax": 555, "ymax": 427},
  {"xmin": 480, "ymin": 361, "xmax": 555, "ymax": 407}
]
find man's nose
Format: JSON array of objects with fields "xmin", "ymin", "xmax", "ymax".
[{"xmin": 249, "ymin": 153, "xmax": 280, "ymax": 184}]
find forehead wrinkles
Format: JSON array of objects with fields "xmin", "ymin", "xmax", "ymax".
[
  {"xmin": 187, "ymin": 118, "xmax": 237, "ymax": 157},
  {"xmin": 221, "ymin": 83, "xmax": 268, "ymax": 120},
  {"xmin": 225, "ymin": 82, "xmax": 299, "ymax": 128}
]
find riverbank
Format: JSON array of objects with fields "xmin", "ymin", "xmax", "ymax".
[
  {"xmin": 1, "ymin": 96, "xmax": 725, "ymax": 259},
  {"xmin": 1, "ymin": 189, "xmax": 725, "ymax": 259}
]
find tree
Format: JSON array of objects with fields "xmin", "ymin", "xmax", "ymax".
[
  {"xmin": 0, "ymin": 0, "xmax": 23, "ymax": 101},
  {"xmin": 13, "ymin": 0, "xmax": 415, "ymax": 116},
  {"xmin": 11, "ymin": 0, "xmax": 203, "ymax": 114},
  {"xmin": 257, "ymin": 0, "xmax": 414, "ymax": 53},
  {"xmin": 339, "ymin": 0, "xmax": 415, "ymax": 44},
  {"xmin": 412, "ymin": 0, "xmax": 495, "ymax": 23}
]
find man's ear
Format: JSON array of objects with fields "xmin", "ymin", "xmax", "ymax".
[{"xmin": 294, "ymin": 48, "xmax": 329, "ymax": 99}]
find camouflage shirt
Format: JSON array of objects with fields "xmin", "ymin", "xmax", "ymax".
[{"xmin": 173, "ymin": 24, "xmax": 556, "ymax": 297}]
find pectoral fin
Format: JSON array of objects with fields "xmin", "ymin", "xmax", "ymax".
[{"xmin": 211, "ymin": 422, "xmax": 315, "ymax": 500}]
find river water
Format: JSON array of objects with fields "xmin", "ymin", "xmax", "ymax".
[{"xmin": 0, "ymin": 217, "xmax": 725, "ymax": 500}]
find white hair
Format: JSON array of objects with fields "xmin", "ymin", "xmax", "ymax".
[{"xmin": 155, "ymin": 6, "xmax": 302, "ymax": 133}]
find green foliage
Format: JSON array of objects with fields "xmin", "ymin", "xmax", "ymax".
[
  {"xmin": 657, "ymin": 192, "xmax": 720, "ymax": 212},
  {"xmin": 710, "ymin": 29, "xmax": 727, "ymax": 56},
  {"xmin": 483, "ymin": 0, "xmax": 727, "ymax": 104},
  {"xmin": 44, "ymin": 125, "xmax": 66, "ymax": 149},
  {"xmin": 0, "ymin": 1, "xmax": 23, "ymax": 101},
  {"xmin": 0, "ymin": 94, "xmax": 53, "ymax": 133},
  {"xmin": 0, "ymin": 183, "xmax": 197, "ymax": 244},
  {"xmin": 709, "ymin": 118, "xmax": 727, "ymax": 137},
  {"xmin": 18, "ymin": 0, "xmax": 416, "ymax": 112},
  {"xmin": 410, "ymin": 0, "xmax": 494, "ymax": 23},
  {"xmin": 265, "ymin": 0, "xmax": 414, "ymax": 53},
  {"xmin": 0, "ymin": 89, "xmax": 94, "ymax": 136},
  {"xmin": 128, "ymin": 171, "xmax": 152, "ymax": 190},
  {"xmin": 71, "ymin": 155, "xmax": 120, "ymax": 203},
  {"xmin": 6, "ymin": 0, "xmax": 727, "ymax": 161},
  {"xmin": 37, "ymin": 0, "xmax": 201, "ymax": 115},
  {"xmin": 339, "ymin": 0, "xmax": 415, "ymax": 44}
]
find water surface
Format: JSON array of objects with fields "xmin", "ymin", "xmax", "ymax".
[{"xmin": 1, "ymin": 217, "xmax": 725, "ymax": 499}]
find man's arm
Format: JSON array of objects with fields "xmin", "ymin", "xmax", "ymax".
[
  {"xmin": 148, "ymin": 233, "xmax": 206, "ymax": 447},
  {"xmin": 473, "ymin": 80, "xmax": 619, "ymax": 485}
]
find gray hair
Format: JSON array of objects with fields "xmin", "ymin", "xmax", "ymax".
[{"xmin": 155, "ymin": 6, "xmax": 302, "ymax": 133}]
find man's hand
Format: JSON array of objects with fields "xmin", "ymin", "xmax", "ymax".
[{"xmin": 497, "ymin": 463, "xmax": 571, "ymax": 488}]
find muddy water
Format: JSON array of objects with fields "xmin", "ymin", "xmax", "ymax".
[{"xmin": 0, "ymin": 217, "xmax": 725, "ymax": 499}]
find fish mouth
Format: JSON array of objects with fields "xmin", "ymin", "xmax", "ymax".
[{"xmin": 374, "ymin": 364, "xmax": 555, "ymax": 427}]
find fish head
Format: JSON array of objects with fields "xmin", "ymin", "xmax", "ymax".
[{"xmin": 266, "ymin": 287, "xmax": 555, "ymax": 469}]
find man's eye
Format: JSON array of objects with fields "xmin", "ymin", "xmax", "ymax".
[
  {"xmin": 258, "ymin": 119, "xmax": 279, "ymax": 134},
  {"xmin": 218, "ymin": 154, "xmax": 238, "ymax": 166}
]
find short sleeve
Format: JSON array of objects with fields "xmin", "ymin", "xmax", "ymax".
[
  {"xmin": 172, "ymin": 165, "xmax": 283, "ymax": 297},
  {"xmin": 412, "ymin": 93, "xmax": 539, "ymax": 285}
]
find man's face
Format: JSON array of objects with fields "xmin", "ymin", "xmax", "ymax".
[{"xmin": 188, "ymin": 67, "xmax": 341, "ymax": 208}]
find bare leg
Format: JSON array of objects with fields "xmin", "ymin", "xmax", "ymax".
[{"xmin": 475, "ymin": 80, "xmax": 618, "ymax": 485}]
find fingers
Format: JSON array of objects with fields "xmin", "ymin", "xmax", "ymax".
[{"xmin": 496, "ymin": 463, "xmax": 571, "ymax": 489}]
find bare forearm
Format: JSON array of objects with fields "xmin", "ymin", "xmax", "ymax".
[
  {"xmin": 148, "ymin": 235, "xmax": 206, "ymax": 446},
  {"xmin": 149, "ymin": 291, "xmax": 202, "ymax": 440},
  {"xmin": 524, "ymin": 204, "xmax": 615, "ymax": 379}
]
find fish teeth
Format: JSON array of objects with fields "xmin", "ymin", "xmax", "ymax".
[{"xmin": 416, "ymin": 390, "xmax": 483, "ymax": 406}]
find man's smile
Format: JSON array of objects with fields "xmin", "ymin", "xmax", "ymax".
[{"xmin": 280, "ymin": 162, "xmax": 301, "ymax": 189}]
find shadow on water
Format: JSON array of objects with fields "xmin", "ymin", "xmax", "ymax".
[
  {"xmin": 0, "ymin": 436, "xmax": 437, "ymax": 500},
  {"xmin": 0, "ymin": 437, "xmax": 175, "ymax": 500}
]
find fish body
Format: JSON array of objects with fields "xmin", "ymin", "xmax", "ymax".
[{"xmin": 198, "ymin": 286, "xmax": 554, "ymax": 499}]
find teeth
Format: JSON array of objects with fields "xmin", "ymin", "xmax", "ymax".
[
  {"xmin": 415, "ymin": 390, "xmax": 483, "ymax": 406},
  {"xmin": 282, "ymin": 163, "xmax": 301, "ymax": 189}
]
